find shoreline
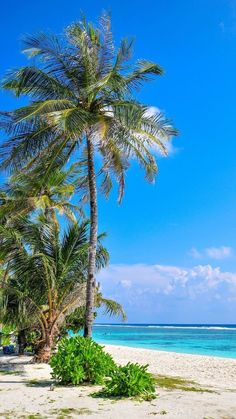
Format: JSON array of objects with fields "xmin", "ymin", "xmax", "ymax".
[
  {"xmin": 99, "ymin": 341, "xmax": 236, "ymax": 360},
  {"xmin": 93, "ymin": 323, "xmax": 236, "ymax": 360}
]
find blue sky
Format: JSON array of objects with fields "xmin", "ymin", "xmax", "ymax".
[{"xmin": 1, "ymin": 0, "xmax": 236, "ymax": 323}]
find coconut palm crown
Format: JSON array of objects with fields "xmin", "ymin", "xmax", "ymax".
[{"xmin": 0, "ymin": 162, "xmax": 81, "ymax": 224}]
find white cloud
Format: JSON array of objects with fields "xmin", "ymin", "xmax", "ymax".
[
  {"xmin": 97, "ymin": 263, "xmax": 236, "ymax": 322},
  {"xmin": 189, "ymin": 246, "xmax": 233, "ymax": 260},
  {"xmin": 144, "ymin": 106, "xmax": 178, "ymax": 157},
  {"xmin": 120, "ymin": 279, "xmax": 132, "ymax": 288},
  {"xmin": 98, "ymin": 262, "xmax": 236, "ymax": 299},
  {"xmin": 144, "ymin": 106, "xmax": 161, "ymax": 117},
  {"xmin": 189, "ymin": 248, "xmax": 202, "ymax": 259},
  {"xmin": 205, "ymin": 246, "xmax": 233, "ymax": 259}
]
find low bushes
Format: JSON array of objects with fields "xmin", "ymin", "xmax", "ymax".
[
  {"xmin": 49, "ymin": 336, "xmax": 116, "ymax": 385},
  {"xmin": 94, "ymin": 362, "xmax": 156, "ymax": 400},
  {"xmin": 50, "ymin": 336, "xmax": 156, "ymax": 400}
]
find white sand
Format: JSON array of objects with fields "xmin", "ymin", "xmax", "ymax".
[
  {"xmin": 105, "ymin": 344, "xmax": 236, "ymax": 390},
  {"xmin": 0, "ymin": 345, "xmax": 236, "ymax": 418}
]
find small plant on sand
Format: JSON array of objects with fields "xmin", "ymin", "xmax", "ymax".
[
  {"xmin": 94, "ymin": 362, "xmax": 156, "ymax": 401},
  {"xmin": 50, "ymin": 336, "xmax": 116, "ymax": 385},
  {"xmin": 51, "ymin": 407, "xmax": 92, "ymax": 416}
]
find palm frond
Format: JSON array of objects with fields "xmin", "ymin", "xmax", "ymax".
[{"xmin": 97, "ymin": 295, "xmax": 126, "ymax": 321}]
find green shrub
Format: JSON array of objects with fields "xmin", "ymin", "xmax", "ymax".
[
  {"xmin": 95, "ymin": 362, "xmax": 156, "ymax": 400},
  {"xmin": 0, "ymin": 324, "xmax": 12, "ymax": 346},
  {"xmin": 49, "ymin": 336, "xmax": 116, "ymax": 385}
]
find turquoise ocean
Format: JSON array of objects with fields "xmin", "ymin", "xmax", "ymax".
[{"xmin": 92, "ymin": 324, "xmax": 236, "ymax": 359}]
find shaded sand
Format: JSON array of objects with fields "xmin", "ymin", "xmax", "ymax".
[{"xmin": 0, "ymin": 345, "xmax": 236, "ymax": 418}]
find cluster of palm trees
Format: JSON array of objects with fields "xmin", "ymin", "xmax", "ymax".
[
  {"xmin": 0, "ymin": 163, "xmax": 126, "ymax": 361},
  {"xmin": 0, "ymin": 13, "xmax": 176, "ymax": 361}
]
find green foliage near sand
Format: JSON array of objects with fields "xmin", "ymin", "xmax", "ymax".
[
  {"xmin": 0, "ymin": 324, "xmax": 12, "ymax": 346},
  {"xmin": 50, "ymin": 337, "xmax": 116, "ymax": 385},
  {"xmin": 50, "ymin": 337, "xmax": 156, "ymax": 400},
  {"xmin": 93, "ymin": 362, "xmax": 156, "ymax": 400}
]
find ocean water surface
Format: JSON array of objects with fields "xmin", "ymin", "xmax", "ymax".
[{"xmin": 92, "ymin": 324, "xmax": 236, "ymax": 359}]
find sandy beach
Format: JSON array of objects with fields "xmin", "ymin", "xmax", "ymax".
[{"xmin": 0, "ymin": 344, "xmax": 236, "ymax": 418}]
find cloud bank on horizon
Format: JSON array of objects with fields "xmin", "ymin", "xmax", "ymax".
[{"xmin": 97, "ymin": 261, "xmax": 236, "ymax": 324}]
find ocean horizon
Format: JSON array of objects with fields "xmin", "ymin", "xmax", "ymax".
[{"xmin": 92, "ymin": 323, "xmax": 236, "ymax": 359}]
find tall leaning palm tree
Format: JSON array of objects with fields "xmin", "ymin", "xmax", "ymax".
[{"xmin": 0, "ymin": 13, "xmax": 177, "ymax": 337}]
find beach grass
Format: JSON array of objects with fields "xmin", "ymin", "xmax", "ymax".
[
  {"xmin": 50, "ymin": 407, "xmax": 93, "ymax": 417},
  {"xmin": 0, "ymin": 369, "xmax": 23, "ymax": 375},
  {"xmin": 154, "ymin": 375, "xmax": 215, "ymax": 393}
]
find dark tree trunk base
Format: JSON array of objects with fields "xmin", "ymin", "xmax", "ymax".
[
  {"xmin": 34, "ymin": 332, "xmax": 54, "ymax": 363},
  {"xmin": 33, "ymin": 345, "xmax": 52, "ymax": 363},
  {"xmin": 18, "ymin": 329, "xmax": 27, "ymax": 355}
]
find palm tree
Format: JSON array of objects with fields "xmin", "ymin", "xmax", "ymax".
[
  {"xmin": 0, "ymin": 216, "xmax": 125, "ymax": 362},
  {"xmin": 0, "ymin": 13, "xmax": 177, "ymax": 337},
  {"xmin": 0, "ymin": 161, "xmax": 81, "ymax": 224},
  {"xmin": 0, "ymin": 264, "xmax": 31, "ymax": 354}
]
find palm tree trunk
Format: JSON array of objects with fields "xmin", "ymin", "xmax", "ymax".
[
  {"xmin": 34, "ymin": 329, "xmax": 54, "ymax": 363},
  {"xmin": 0, "ymin": 323, "xmax": 2, "ymax": 347},
  {"xmin": 18, "ymin": 329, "xmax": 26, "ymax": 355},
  {"xmin": 34, "ymin": 319, "xmax": 59, "ymax": 363},
  {"xmin": 84, "ymin": 133, "xmax": 98, "ymax": 338}
]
